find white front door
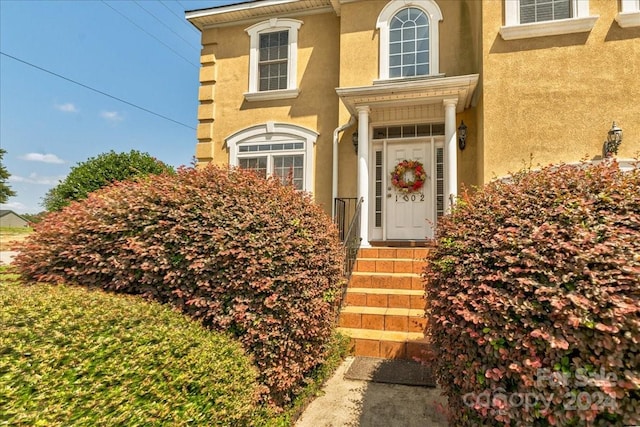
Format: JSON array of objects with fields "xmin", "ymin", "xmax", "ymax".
[{"xmin": 385, "ymin": 141, "xmax": 433, "ymax": 240}]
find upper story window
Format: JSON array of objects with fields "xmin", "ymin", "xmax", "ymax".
[
  {"xmin": 389, "ymin": 8, "xmax": 429, "ymax": 78},
  {"xmin": 376, "ymin": 0, "xmax": 443, "ymax": 82},
  {"xmin": 245, "ymin": 18, "xmax": 302, "ymax": 102},
  {"xmin": 616, "ymin": 0, "xmax": 640, "ymax": 28},
  {"xmin": 226, "ymin": 122, "xmax": 318, "ymax": 193},
  {"xmin": 258, "ymin": 30, "xmax": 289, "ymax": 91},
  {"xmin": 500, "ymin": 0, "xmax": 598, "ymax": 40},
  {"xmin": 520, "ymin": 0, "xmax": 570, "ymax": 23}
]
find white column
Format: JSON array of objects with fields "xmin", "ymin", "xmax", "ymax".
[
  {"xmin": 357, "ymin": 106, "xmax": 371, "ymax": 247},
  {"xmin": 443, "ymin": 99, "xmax": 458, "ymax": 212}
]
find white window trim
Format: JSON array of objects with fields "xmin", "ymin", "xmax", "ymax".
[
  {"xmin": 376, "ymin": 0, "xmax": 443, "ymax": 81},
  {"xmin": 226, "ymin": 122, "xmax": 318, "ymax": 193},
  {"xmin": 616, "ymin": 0, "xmax": 640, "ymax": 28},
  {"xmin": 244, "ymin": 18, "xmax": 302, "ymax": 102},
  {"xmin": 500, "ymin": 0, "xmax": 598, "ymax": 40}
]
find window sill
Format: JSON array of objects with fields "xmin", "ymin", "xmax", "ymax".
[
  {"xmin": 244, "ymin": 89, "xmax": 299, "ymax": 102},
  {"xmin": 499, "ymin": 16, "xmax": 598, "ymax": 40},
  {"xmin": 616, "ymin": 11, "xmax": 640, "ymax": 28}
]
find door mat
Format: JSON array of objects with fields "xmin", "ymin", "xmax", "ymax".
[{"xmin": 344, "ymin": 356, "xmax": 436, "ymax": 387}]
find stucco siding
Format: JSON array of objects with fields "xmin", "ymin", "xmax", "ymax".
[{"xmin": 481, "ymin": 0, "xmax": 640, "ymax": 182}]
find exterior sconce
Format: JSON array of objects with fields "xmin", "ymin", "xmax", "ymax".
[
  {"xmin": 352, "ymin": 131, "xmax": 358, "ymax": 153},
  {"xmin": 458, "ymin": 120, "xmax": 468, "ymax": 150},
  {"xmin": 603, "ymin": 121, "xmax": 623, "ymax": 158}
]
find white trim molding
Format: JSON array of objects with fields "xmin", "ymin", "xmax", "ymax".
[
  {"xmin": 376, "ymin": 0, "xmax": 443, "ymax": 81},
  {"xmin": 225, "ymin": 122, "xmax": 318, "ymax": 193},
  {"xmin": 244, "ymin": 18, "xmax": 302, "ymax": 101},
  {"xmin": 500, "ymin": 0, "xmax": 598, "ymax": 40},
  {"xmin": 616, "ymin": 0, "xmax": 640, "ymax": 28}
]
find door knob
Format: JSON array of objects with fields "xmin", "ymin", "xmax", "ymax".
[{"xmin": 387, "ymin": 193, "xmax": 392, "ymax": 198}]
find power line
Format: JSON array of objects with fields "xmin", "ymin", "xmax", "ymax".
[
  {"xmin": 0, "ymin": 51, "xmax": 196, "ymax": 131},
  {"xmin": 159, "ymin": 0, "xmax": 201, "ymax": 35},
  {"xmin": 133, "ymin": 0, "xmax": 199, "ymax": 52},
  {"xmin": 100, "ymin": 0, "xmax": 199, "ymax": 69}
]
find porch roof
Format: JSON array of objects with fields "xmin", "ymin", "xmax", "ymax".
[{"xmin": 336, "ymin": 74, "xmax": 480, "ymax": 118}]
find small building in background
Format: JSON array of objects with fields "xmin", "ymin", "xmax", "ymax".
[{"xmin": 0, "ymin": 210, "xmax": 29, "ymax": 228}]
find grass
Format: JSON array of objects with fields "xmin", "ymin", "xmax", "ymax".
[
  {"xmin": 0, "ymin": 226, "xmax": 33, "ymax": 234},
  {"xmin": 0, "ymin": 268, "xmax": 263, "ymax": 426},
  {"xmin": 0, "ymin": 267, "xmax": 351, "ymax": 426}
]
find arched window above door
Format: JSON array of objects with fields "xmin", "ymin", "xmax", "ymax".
[{"xmin": 376, "ymin": 0, "xmax": 443, "ymax": 81}]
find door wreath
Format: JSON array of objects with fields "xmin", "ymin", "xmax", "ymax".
[{"xmin": 390, "ymin": 160, "xmax": 427, "ymax": 193}]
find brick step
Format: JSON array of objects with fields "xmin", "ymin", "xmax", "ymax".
[
  {"xmin": 349, "ymin": 272, "xmax": 424, "ymax": 290},
  {"xmin": 354, "ymin": 258, "xmax": 425, "ymax": 274},
  {"xmin": 359, "ymin": 247, "xmax": 430, "ymax": 260},
  {"xmin": 344, "ymin": 287, "xmax": 425, "ymax": 309},
  {"xmin": 337, "ymin": 327, "xmax": 429, "ymax": 359},
  {"xmin": 339, "ymin": 306, "xmax": 426, "ymax": 332}
]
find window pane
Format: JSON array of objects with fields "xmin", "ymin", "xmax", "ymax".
[
  {"xmin": 390, "ymin": 28, "xmax": 402, "ymax": 42},
  {"xmin": 432, "ymin": 123, "xmax": 445, "ymax": 135},
  {"xmin": 403, "ymin": 40, "xmax": 416, "ymax": 53},
  {"xmin": 390, "ymin": 42, "xmax": 402, "ymax": 54},
  {"xmin": 238, "ymin": 157, "xmax": 267, "ymax": 178},
  {"xmin": 273, "ymin": 155, "xmax": 304, "ymax": 190},
  {"xmin": 520, "ymin": 0, "xmax": 570, "ymax": 23}
]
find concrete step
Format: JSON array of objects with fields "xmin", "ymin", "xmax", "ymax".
[
  {"xmin": 359, "ymin": 247, "xmax": 430, "ymax": 260},
  {"xmin": 354, "ymin": 258, "xmax": 425, "ymax": 274},
  {"xmin": 339, "ymin": 306, "xmax": 426, "ymax": 332},
  {"xmin": 337, "ymin": 327, "xmax": 429, "ymax": 359},
  {"xmin": 349, "ymin": 272, "xmax": 423, "ymax": 290},
  {"xmin": 344, "ymin": 287, "xmax": 425, "ymax": 309}
]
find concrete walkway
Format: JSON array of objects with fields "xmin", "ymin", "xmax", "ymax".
[
  {"xmin": 0, "ymin": 251, "xmax": 18, "ymax": 266},
  {"xmin": 295, "ymin": 357, "xmax": 449, "ymax": 427}
]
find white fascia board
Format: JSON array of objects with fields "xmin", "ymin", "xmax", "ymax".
[{"xmin": 186, "ymin": 0, "xmax": 299, "ymax": 20}]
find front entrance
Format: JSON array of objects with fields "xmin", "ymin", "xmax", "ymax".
[
  {"xmin": 386, "ymin": 142, "xmax": 431, "ymax": 240},
  {"xmin": 371, "ymin": 136, "xmax": 444, "ymax": 242}
]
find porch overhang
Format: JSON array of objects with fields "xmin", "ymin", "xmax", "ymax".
[{"xmin": 336, "ymin": 74, "xmax": 479, "ymax": 118}]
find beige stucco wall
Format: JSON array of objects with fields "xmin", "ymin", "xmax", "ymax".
[
  {"xmin": 481, "ymin": 0, "xmax": 640, "ymax": 182},
  {"xmin": 196, "ymin": 11, "xmax": 341, "ymax": 213}
]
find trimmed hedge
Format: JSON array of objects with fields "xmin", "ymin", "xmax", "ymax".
[
  {"xmin": 0, "ymin": 272, "xmax": 260, "ymax": 426},
  {"xmin": 14, "ymin": 165, "xmax": 344, "ymax": 408},
  {"xmin": 424, "ymin": 161, "xmax": 639, "ymax": 426}
]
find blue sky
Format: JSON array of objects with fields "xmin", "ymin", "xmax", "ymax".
[{"xmin": 0, "ymin": 0, "xmax": 237, "ymax": 214}]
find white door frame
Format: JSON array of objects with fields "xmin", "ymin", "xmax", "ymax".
[{"xmin": 369, "ymin": 136, "xmax": 443, "ymax": 241}]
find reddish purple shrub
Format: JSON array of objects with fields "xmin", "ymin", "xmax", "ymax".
[
  {"xmin": 424, "ymin": 161, "xmax": 639, "ymax": 426},
  {"xmin": 14, "ymin": 165, "xmax": 344, "ymax": 408}
]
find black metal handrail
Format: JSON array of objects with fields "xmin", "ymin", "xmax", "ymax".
[
  {"xmin": 340, "ymin": 197, "xmax": 362, "ymax": 278},
  {"xmin": 334, "ymin": 197, "xmax": 358, "ymax": 242}
]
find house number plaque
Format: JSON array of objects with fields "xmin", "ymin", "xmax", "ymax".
[{"xmin": 395, "ymin": 193, "xmax": 425, "ymax": 202}]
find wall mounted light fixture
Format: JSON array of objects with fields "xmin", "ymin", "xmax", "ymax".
[
  {"xmin": 603, "ymin": 121, "xmax": 623, "ymax": 158},
  {"xmin": 458, "ymin": 120, "xmax": 468, "ymax": 150},
  {"xmin": 352, "ymin": 131, "xmax": 358, "ymax": 153}
]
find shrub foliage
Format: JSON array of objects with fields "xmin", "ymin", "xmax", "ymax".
[
  {"xmin": 0, "ymin": 274, "xmax": 260, "ymax": 426},
  {"xmin": 424, "ymin": 161, "xmax": 639, "ymax": 426},
  {"xmin": 15, "ymin": 165, "xmax": 344, "ymax": 407},
  {"xmin": 43, "ymin": 150, "xmax": 173, "ymax": 211}
]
